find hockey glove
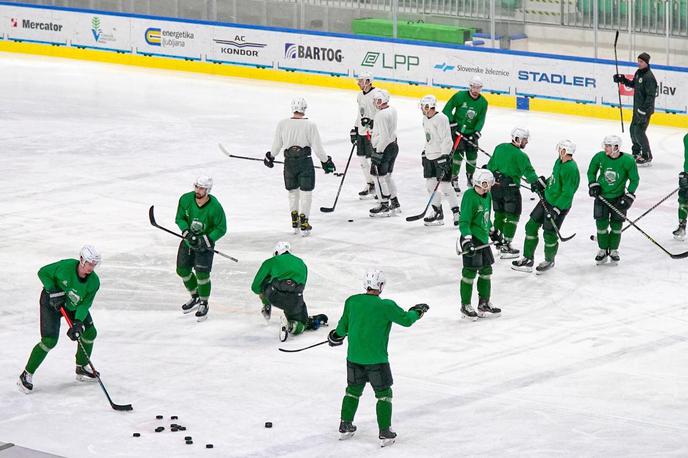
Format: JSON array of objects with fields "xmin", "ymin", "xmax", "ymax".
[
  {"xmin": 465, "ymin": 132, "xmax": 481, "ymax": 145},
  {"xmin": 361, "ymin": 117, "xmax": 373, "ymax": 129},
  {"xmin": 618, "ymin": 192, "xmax": 636, "ymax": 210},
  {"xmin": 321, "ymin": 156, "xmax": 336, "ymax": 174},
  {"xmin": 531, "ymin": 176, "xmax": 547, "ymax": 193},
  {"xmin": 67, "ymin": 320, "xmax": 84, "ymax": 341},
  {"xmin": 409, "ymin": 303, "xmax": 430, "ymax": 318},
  {"xmin": 679, "ymin": 172, "xmax": 688, "ymax": 191},
  {"xmin": 327, "ymin": 329, "xmax": 345, "ymax": 347},
  {"xmin": 588, "ymin": 182, "xmax": 601, "ymax": 198},
  {"xmin": 613, "ymin": 74, "xmax": 625, "ymax": 84},
  {"xmin": 46, "ymin": 290, "xmax": 66, "ymax": 311},
  {"xmin": 371, "ymin": 150, "xmax": 384, "ymax": 166},
  {"xmin": 436, "ymin": 155, "xmax": 451, "ymax": 180},
  {"xmin": 263, "ymin": 152, "xmax": 275, "ymax": 168},
  {"xmin": 460, "ymin": 236, "xmax": 475, "ymax": 254},
  {"xmin": 186, "ymin": 233, "xmax": 203, "ymax": 251},
  {"xmin": 349, "ymin": 127, "xmax": 358, "ymax": 144}
]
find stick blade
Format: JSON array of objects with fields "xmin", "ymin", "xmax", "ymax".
[
  {"xmin": 320, "ymin": 207, "xmax": 335, "ymax": 213},
  {"xmin": 405, "ymin": 214, "xmax": 425, "ymax": 222},
  {"xmin": 148, "ymin": 205, "xmax": 157, "ymax": 226},
  {"xmin": 560, "ymin": 233, "xmax": 576, "ymax": 242},
  {"xmin": 112, "ymin": 403, "xmax": 134, "ymax": 411},
  {"xmin": 670, "ymin": 250, "xmax": 688, "ymax": 260}
]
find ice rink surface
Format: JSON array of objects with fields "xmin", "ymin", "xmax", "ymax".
[{"xmin": 1, "ymin": 53, "xmax": 687, "ymax": 457}]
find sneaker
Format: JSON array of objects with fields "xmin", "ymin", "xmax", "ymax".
[
  {"xmin": 461, "ymin": 303, "xmax": 478, "ymax": 321},
  {"xmin": 339, "ymin": 421, "xmax": 357, "ymax": 440},
  {"xmin": 181, "ymin": 294, "xmax": 200, "ymax": 314},
  {"xmin": 451, "ymin": 176, "xmax": 461, "ymax": 193},
  {"xmin": 261, "ymin": 303, "xmax": 271, "ymax": 322},
  {"xmin": 609, "ymin": 249, "xmax": 620, "ymax": 264},
  {"xmin": 535, "ymin": 260, "xmax": 555, "ymax": 274},
  {"xmin": 307, "ymin": 314, "xmax": 329, "ymax": 330},
  {"xmin": 477, "ymin": 297, "xmax": 501, "ymax": 317},
  {"xmin": 511, "ymin": 257, "xmax": 534, "ymax": 273},
  {"xmin": 369, "ymin": 202, "xmax": 391, "ymax": 217},
  {"xmin": 595, "ymin": 249, "xmax": 609, "ymax": 265},
  {"xmin": 379, "ymin": 428, "xmax": 397, "ymax": 447},
  {"xmin": 358, "ymin": 182, "xmax": 375, "ymax": 200},
  {"xmin": 291, "ymin": 211, "xmax": 299, "ymax": 234},
  {"xmin": 389, "ymin": 197, "xmax": 401, "ymax": 215},
  {"xmin": 17, "ymin": 370, "xmax": 33, "ymax": 394},
  {"xmin": 195, "ymin": 300, "xmax": 209, "ymax": 322},
  {"xmin": 299, "ymin": 214, "xmax": 312, "ymax": 237},
  {"xmin": 451, "ymin": 207, "xmax": 460, "ymax": 227},
  {"xmin": 673, "ymin": 220, "xmax": 686, "ymax": 241},
  {"xmin": 499, "ymin": 242, "xmax": 520, "ymax": 259},
  {"xmin": 76, "ymin": 365, "xmax": 99, "ymax": 382},
  {"xmin": 423, "ymin": 205, "xmax": 444, "ymax": 226}
]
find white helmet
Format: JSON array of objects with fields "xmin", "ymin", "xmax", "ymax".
[
  {"xmin": 291, "ymin": 97, "xmax": 307, "ymax": 114},
  {"xmin": 557, "ymin": 139, "xmax": 576, "ymax": 155},
  {"xmin": 194, "ymin": 175, "xmax": 213, "ymax": 191},
  {"xmin": 419, "ymin": 95, "xmax": 437, "ymax": 109},
  {"xmin": 363, "ymin": 269, "xmax": 385, "ymax": 291},
  {"xmin": 356, "ymin": 71, "xmax": 374, "ymax": 83},
  {"xmin": 372, "ymin": 88, "xmax": 390, "ymax": 105},
  {"xmin": 273, "ymin": 241, "xmax": 290, "ymax": 256},
  {"xmin": 469, "ymin": 75, "xmax": 484, "ymax": 88},
  {"xmin": 472, "ymin": 168, "xmax": 495, "ymax": 189},
  {"xmin": 79, "ymin": 245, "xmax": 101, "ymax": 266},
  {"xmin": 602, "ymin": 134, "xmax": 623, "ymax": 148},
  {"xmin": 511, "ymin": 127, "xmax": 530, "ymax": 143}
]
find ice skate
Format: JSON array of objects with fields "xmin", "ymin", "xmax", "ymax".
[
  {"xmin": 358, "ymin": 182, "xmax": 375, "ymax": 200},
  {"xmin": 307, "ymin": 314, "xmax": 328, "ymax": 330},
  {"xmin": 511, "ymin": 257, "xmax": 533, "ymax": 273},
  {"xmin": 451, "ymin": 176, "xmax": 461, "ymax": 194},
  {"xmin": 451, "ymin": 207, "xmax": 460, "ymax": 227},
  {"xmin": 461, "ymin": 303, "xmax": 478, "ymax": 321},
  {"xmin": 369, "ymin": 202, "xmax": 391, "ymax": 217},
  {"xmin": 673, "ymin": 221, "xmax": 686, "ymax": 241},
  {"xmin": 338, "ymin": 421, "xmax": 357, "ymax": 440},
  {"xmin": 181, "ymin": 294, "xmax": 200, "ymax": 314},
  {"xmin": 477, "ymin": 298, "xmax": 501, "ymax": 318},
  {"xmin": 535, "ymin": 260, "xmax": 555, "ymax": 274},
  {"xmin": 608, "ymin": 249, "xmax": 620, "ymax": 265},
  {"xmin": 291, "ymin": 211, "xmax": 299, "ymax": 234},
  {"xmin": 499, "ymin": 242, "xmax": 520, "ymax": 259},
  {"xmin": 17, "ymin": 370, "xmax": 33, "ymax": 394},
  {"xmin": 195, "ymin": 300, "xmax": 209, "ymax": 322},
  {"xmin": 261, "ymin": 303, "xmax": 271, "ymax": 322},
  {"xmin": 76, "ymin": 365, "xmax": 99, "ymax": 382},
  {"xmin": 379, "ymin": 428, "xmax": 397, "ymax": 447},
  {"xmin": 595, "ymin": 249, "xmax": 609, "ymax": 265},
  {"xmin": 279, "ymin": 315, "xmax": 292, "ymax": 342},
  {"xmin": 423, "ymin": 205, "xmax": 444, "ymax": 226},
  {"xmin": 635, "ymin": 155, "xmax": 652, "ymax": 167},
  {"xmin": 389, "ymin": 197, "xmax": 401, "ymax": 215},
  {"xmin": 299, "ymin": 214, "xmax": 312, "ymax": 237}
]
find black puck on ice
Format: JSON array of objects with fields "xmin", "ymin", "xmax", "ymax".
[
  {"xmin": 133, "ymin": 433, "xmax": 141, "ymax": 437},
  {"xmin": 171, "ymin": 415, "xmax": 178, "ymax": 420},
  {"xmin": 179, "ymin": 426, "xmax": 187, "ymax": 431},
  {"xmin": 265, "ymin": 421, "xmax": 273, "ymax": 428},
  {"xmin": 185, "ymin": 436, "xmax": 192, "ymax": 441},
  {"xmin": 348, "ymin": 219, "xmax": 354, "ymax": 222},
  {"xmin": 156, "ymin": 415, "xmax": 163, "ymax": 420},
  {"xmin": 186, "ymin": 440, "xmax": 193, "ymax": 445},
  {"xmin": 155, "ymin": 427, "xmax": 164, "ymax": 433},
  {"xmin": 206, "ymin": 444, "xmax": 214, "ymax": 449}
]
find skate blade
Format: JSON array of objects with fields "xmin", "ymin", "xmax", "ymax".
[
  {"xmin": 478, "ymin": 311, "xmax": 501, "ymax": 318},
  {"xmin": 673, "ymin": 235, "xmax": 686, "ymax": 242},
  {"xmin": 17, "ymin": 380, "xmax": 32, "ymax": 394},
  {"xmin": 510, "ymin": 265, "xmax": 533, "ymax": 273},
  {"xmin": 196, "ymin": 315, "xmax": 208, "ymax": 322},
  {"xmin": 339, "ymin": 432, "xmax": 355, "ymax": 441},
  {"xmin": 262, "ymin": 313, "xmax": 271, "ymax": 322},
  {"xmin": 182, "ymin": 305, "xmax": 198, "ymax": 314},
  {"xmin": 534, "ymin": 269, "xmax": 550, "ymax": 275},
  {"xmin": 76, "ymin": 374, "xmax": 98, "ymax": 383},
  {"xmin": 300, "ymin": 230, "xmax": 311, "ymax": 237},
  {"xmin": 608, "ymin": 260, "xmax": 619, "ymax": 266},
  {"xmin": 423, "ymin": 221, "xmax": 444, "ymax": 227},
  {"xmin": 369, "ymin": 212, "xmax": 391, "ymax": 218},
  {"xmin": 595, "ymin": 258, "xmax": 608, "ymax": 266},
  {"xmin": 461, "ymin": 314, "xmax": 478, "ymax": 322},
  {"xmin": 292, "ymin": 227, "xmax": 299, "ymax": 235},
  {"xmin": 380, "ymin": 438, "xmax": 396, "ymax": 447},
  {"xmin": 358, "ymin": 195, "xmax": 374, "ymax": 200},
  {"xmin": 279, "ymin": 326, "xmax": 288, "ymax": 342},
  {"xmin": 500, "ymin": 253, "xmax": 520, "ymax": 260}
]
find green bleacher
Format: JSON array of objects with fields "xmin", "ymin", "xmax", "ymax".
[{"xmin": 352, "ymin": 18, "xmax": 475, "ymax": 44}]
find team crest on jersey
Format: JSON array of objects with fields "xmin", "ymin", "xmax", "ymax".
[
  {"xmin": 62, "ymin": 280, "xmax": 68, "ymax": 286},
  {"xmin": 466, "ymin": 108, "xmax": 476, "ymax": 120},
  {"xmin": 425, "ymin": 131, "xmax": 431, "ymax": 142},
  {"xmin": 67, "ymin": 290, "xmax": 81, "ymax": 305},
  {"xmin": 359, "ymin": 107, "xmax": 365, "ymax": 117},
  {"xmin": 190, "ymin": 220, "xmax": 205, "ymax": 234},
  {"xmin": 639, "ymin": 78, "xmax": 643, "ymax": 83},
  {"xmin": 603, "ymin": 169, "xmax": 618, "ymax": 184},
  {"xmin": 461, "ymin": 102, "xmax": 467, "ymax": 108}
]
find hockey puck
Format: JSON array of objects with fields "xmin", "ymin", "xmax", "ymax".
[
  {"xmin": 589, "ymin": 235, "xmax": 595, "ymax": 241},
  {"xmin": 179, "ymin": 426, "xmax": 187, "ymax": 431},
  {"xmin": 155, "ymin": 427, "xmax": 164, "ymax": 433},
  {"xmin": 185, "ymin": 436, "xmax": 192, "ymax": 441},
  {"xmin": 348, "ymin": 219, "xmax": 354, "ymax": 222},
  {"xmin": 171, "ymin": 415, "xmax": 178, "ymax": 420},
  {"xmin": 265, "ymin": 422, "xmax": 273, "ymax": 428},
  {"xmin": 156, "ymin": 415, "xmax": 163, "ymax": 420},
  {"xmin": 206, "ymin": 444, "xmax": 214, "ymax": 449},
  {"xmin": 186, "ymin": 440, "xmax": 193, "ymax": 445},
  {"xmin": 133, "ymin": 433, "xmax": 140, "ymax": 437}
]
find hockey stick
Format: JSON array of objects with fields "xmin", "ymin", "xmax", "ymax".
[
  {"xmin": 455, "ymin": 241, "xmax": 497, "ymax": 256},
  {"xmin": 148, "ymin": 205, "xmax": 239, "ymax": 262},
  {"xmin": 613, "ymin": 30, "xmax": 625, "ymax": 133},
  {"xmin": 218, "ymin": 144, "xmax": 343, "ymax": 177},
  {"xmin": 321, "ymin": 143, "xmax": 356, "ymax": 213},
  {"xmin": 591, "ymin": 188, "xmax": 678, "ymax": 241},
  {"xmin": 534, "ymin": 190, "xmax": 575, "ymax": 242},
  {"xmin": 278, "ymin": 340, "xmax": 328, "ymax": 353},
  {"xmin": 598, "ymin": 196, "xmax": 688, "ymax": 259},
  {"xmin": 59, "ymin": 308, "xmax": 133, "ymax": 411}
]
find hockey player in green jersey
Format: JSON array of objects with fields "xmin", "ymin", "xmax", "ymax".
[
  {"xmin": 327, "ymin": 269, "xmax": 428, "ymax": 447},
  {"xmin": 251, "ymin": 241, "xmax": 327, "ymax": 341},
  {"xmin": 18, "ymin": 245, "xmax": 102, "ymax": 393},
  {"xmin": 587, "ymin": 135, "xmax": 640, "ymax": 264},
  {"xmin": 512, "ymin": 140, "xmax": 580, "ymax": 274},
  {"xmin": 673, "ymin": 133, "xmax": 688, "ymax": 240},
  {"xmin": 176, "ymin": 176, "xmax": 227, "ymax": 321},
  {"xmin": 458, "ymin": 168, "xmax": 501, "ymax": 320},
  {"xmin": 442, "ymin": 75, "xmax": 488, "ymax": 193},
  {"xmin": 487, "ymin": 127, "xmax": 544, "ymax": 259}
]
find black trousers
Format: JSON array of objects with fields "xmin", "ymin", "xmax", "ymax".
[{"xmin": 630, "ymin": 112, "xmax": 652, "ymax": 161}]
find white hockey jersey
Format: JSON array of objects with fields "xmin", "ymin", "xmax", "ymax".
[
  {"xmin": 422, "ymin": 112, "xmax": 452, "ymax": 160},
  {"xmin": 371, "ymin": 106, "xmax": 397, "ymax": 153},
  {"xmin": 354, "ymin": 88, "xmax": 379, "ymax": 136},
  {"xmin": 270, "ymin": 118, "xmax": 328, "ymax": 162}
]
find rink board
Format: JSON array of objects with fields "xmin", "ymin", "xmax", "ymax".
[
  {"xmin": 0, "ymin": 1, "xmax": 686, "ymax": 127},
  {"xmin": 0, "ymin": 442, "xmax": 64, "ymax": 458}
]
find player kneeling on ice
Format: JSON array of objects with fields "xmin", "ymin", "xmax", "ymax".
[
  {"xmin": 328, "ymin": 269, "xmax": 428, "ymax": 447},
  {"xmin": 369, "ymin": 89, "xmax": 401, "ymax": 217},
  {"xmin": 18, "ymin": 246, "xmax": 101, "ymax": 393},
  {"xmin": 265, "ymin": 97, "xmax": 336, "ymax": 236},
  {"xmin": 176, "ymin": 176, "xmax": 227, "ymax": 321},
  {"xmin": 251, "ymin": 241, "xmax": 327, "ymax": 341},
  {"xmin": 673, "ymin": 133, "xmax": 688, "ymax": 241},
  {"xmin": 512, "ymin": 140, "xmax": 580, "ymax": 274},
  {"xmin": 458, "ymin": 169, "xmax": 501, "ymax": 320},
  {"xmin": 587, "ymin": 135, "xmax": 639, "ymax": 265},
  {"xmin": 420, "ymin": 94, "xmax": 461, "ymax": 226}
]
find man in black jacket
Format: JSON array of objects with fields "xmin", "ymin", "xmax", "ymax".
[{"xmin": 614, "ymin": 52, "xmax": 657, "ymax": 166}]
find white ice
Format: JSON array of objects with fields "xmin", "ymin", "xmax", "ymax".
[{"xmin": 1, "ymin": 52, "xmax": 687, "ymax": 457}]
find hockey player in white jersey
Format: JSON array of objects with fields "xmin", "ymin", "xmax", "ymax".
[
  {"xmin": 350, "ymin": 72, "xmax": 379, "ymax": 199},
  {"xmin": 265, "ymin": 97, "xmax": 336, "ymax": 236},
  {"xmin": 420, "ymin": 95, "xmax": 461, "ymax": 226},
  {"xmin": 368, "ymin": 89, "xmax": 400, "ymax": 217}
]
